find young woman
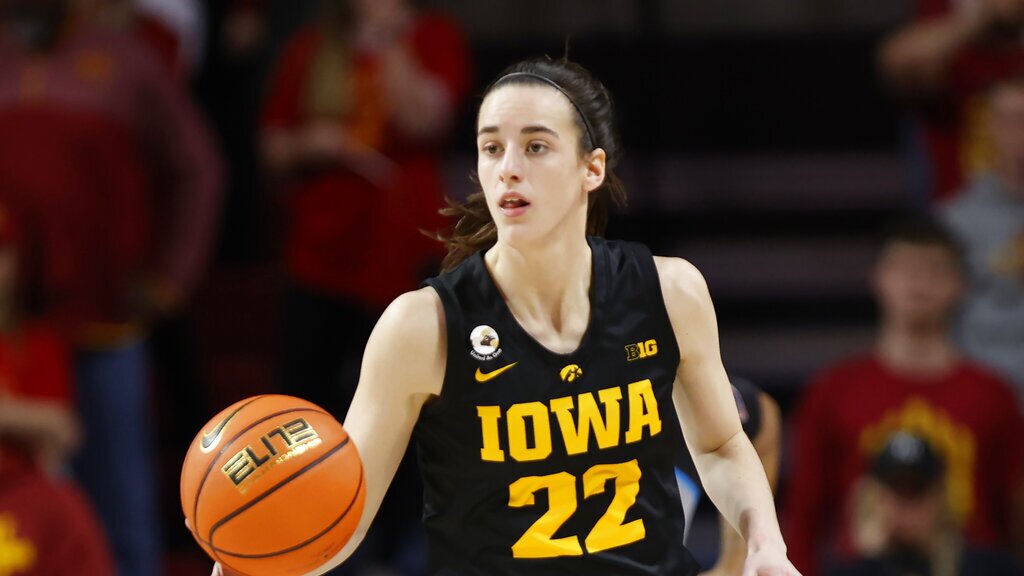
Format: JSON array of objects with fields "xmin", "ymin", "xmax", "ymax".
[{"xmin": 215, "ymin": 56, "xmax": 801, "ymax": 576}]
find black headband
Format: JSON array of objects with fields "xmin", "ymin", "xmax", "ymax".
[{"xmin": 494, "ymin": 72, "xmax": 596, "ymax": 149}]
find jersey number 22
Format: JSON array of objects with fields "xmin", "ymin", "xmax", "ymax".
[{"xmin": 509, "ymin": 458, "xmax": 644, "ymax": 558}]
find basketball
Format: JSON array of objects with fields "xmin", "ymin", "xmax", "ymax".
[{"xmin": 181, "ymin": 395, "xmax": 365, "ymax": 576}]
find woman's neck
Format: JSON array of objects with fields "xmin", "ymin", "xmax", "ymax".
[{"xmin": 485, "ymin": 234, "xmax": 592, "ymax": 350}]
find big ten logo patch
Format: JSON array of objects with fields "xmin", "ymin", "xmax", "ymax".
[
  {"xmin": 0, "ymin": 514, "xmax": 35, "ymax": 575},
  {"xmin": 222, "ymin": 418, "xmax": 322, "ymax": 493},
  {"xmin": 625, "ymin": 340, "xmax": 658, "ymax": 362}
]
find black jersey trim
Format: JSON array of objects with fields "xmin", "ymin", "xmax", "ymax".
[
  {"xmin": 422, "ymin": 280, "xmax": 459, "ymax": 417},
  {"xmin": 629, "ymin": 243, "xmax": 681, "ymax": 371}
]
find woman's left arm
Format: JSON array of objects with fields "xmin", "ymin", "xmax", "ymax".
[{"xmin": 655, "ymin": 256, "xmax": 800, "ymax": 576}]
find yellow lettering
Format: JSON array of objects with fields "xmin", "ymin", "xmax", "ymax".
[
  {"xmin": 625, "ymin": 379, "xmax": 661, "ymax": 443},
  {"xmin": 643, "ymin": 340, "xmax": 658, "ymax": 356},
  {"xmin": 508, "ymin": 402, "xmax": 553, "ymax": 462},
  {"xmin": 625, "ymin": 340, "xmax": 658, "ymax": 361},
  {"xmin": 477, "ymin": 406, "xmax": 505, "ymax": 462},
  {"xmin": 551, "ymin": 388, "xmax": 623, "ymax": 456},
  {"xmin": 582, "ymin": 459, "xmax": 646, "ymax": 552},
  {"xmin": 509, "ymin": 472, "xmax": 583, "ymax": 558}
]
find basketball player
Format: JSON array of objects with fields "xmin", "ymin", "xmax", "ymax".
[{"xmin": 212, "ymin": 56, "xmax": 800, "ymax": 576}]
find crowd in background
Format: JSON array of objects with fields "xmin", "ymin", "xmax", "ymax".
[{"xmin": 0, "ymin": 1, "xmax": 1022, "ymax": 576}]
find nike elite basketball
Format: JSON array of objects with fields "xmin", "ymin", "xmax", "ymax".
[{"xmin": 181, "ymin": 395, "xmax": 365, "ymax": 575}]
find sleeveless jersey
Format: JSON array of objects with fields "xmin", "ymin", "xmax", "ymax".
[{"xmin": 416, "ymin": 236, "xmax": 700, "ymax": 576}]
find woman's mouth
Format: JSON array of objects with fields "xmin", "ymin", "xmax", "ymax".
[{"xmin": 498, "ymin": 193, "xmax": 530, "ymax": 217}]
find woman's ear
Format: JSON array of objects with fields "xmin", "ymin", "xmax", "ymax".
[{"xmin": 583, "ymin": 148, "xmax": 607, "ymax": 193}]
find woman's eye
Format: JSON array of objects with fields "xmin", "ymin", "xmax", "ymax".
[
  {"xmin": 528, "ymin": 142, "xmax": 548, "ymax": 153},
  {"xmin": 482, "ymin": 143, "xmax": 501, "ymax": 155}
]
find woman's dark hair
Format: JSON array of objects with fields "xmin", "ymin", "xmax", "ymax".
[{"xmin": 436, "ymin": 57, "xmax": 627, "ymax": 272}]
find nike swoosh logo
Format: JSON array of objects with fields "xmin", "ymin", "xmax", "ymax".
[
  {"xmin": 200, "ymin": 397, "xmax": 261, "ymax": 452},
  {"xmin": 475, "ymin": 362, "xmax": 518, "ymax": 383}
]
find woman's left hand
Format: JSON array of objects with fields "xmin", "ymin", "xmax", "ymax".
[{"xmin": 743, "ymin": 547, "xmax": 802, "ymax": 576}]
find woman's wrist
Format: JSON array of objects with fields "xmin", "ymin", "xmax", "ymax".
[{"xmin": 745, "ymin": 524, "xmax": 787, "ymax": 556}]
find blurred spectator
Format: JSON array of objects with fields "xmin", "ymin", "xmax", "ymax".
[
  {"xmin": 0, "ymin": 202, "xmax": 114, "ymax": 576},
  {"xmin": 261, "ymin": 0, "xmax": 469, "ymax": 422},
  {"xmin": 133, "ymin": 0, "xmax": 206, "ymax": 76},
  {"xmin": 0, "ymin": 0, "xmax": 223, "ymax": 574},
  {"xmin": 879, "ymin": 0, "xmax": 1024, "ymax": 201},
  {"xmin": 914, "ymin": 0, "xmax": 956, "ymax": 19},
  {"xmin": 941, "ymin": 77, "xmax": 1024, "ymax": 401},
  {"xmin": 827, "ymin": 432, "xmax": 1023, "ymax": 576},
  {"xmin": 198, "ymin": 0, "xmax": 273, "ymax": 265},
  {"xmin": 219, "ymin": 0, "xmax": 265, "ymax": 61},
  {"xmin": 84, "ymin": 0, "xmax": 206, "ymax": 79},
  {"xmin": 260, "ymin": 2, "xmax": 468, "ymax": 573},
  {"xmin": 784, "ymin": 218, "xmax": 1024, "ymax": 576}
]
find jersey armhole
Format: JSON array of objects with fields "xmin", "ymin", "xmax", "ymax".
[
  {"xmin": 631, "ymin": 243, "xmax": 682, "ymax": 366},
  {"xmin": 420, "ymin": 280, "xmax": 458, "ymax": 418}
]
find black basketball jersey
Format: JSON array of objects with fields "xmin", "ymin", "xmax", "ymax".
[{"xmin": 415, "ymin": 236, "xmax": 700, "ymax": 576}]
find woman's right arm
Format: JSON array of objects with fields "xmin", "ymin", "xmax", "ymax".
[
  {"xmin": 311, "ymin": 286, "xmax": 446, "ymax": 573},
  {"xmin": 213, "ymin": 287, "xmax": 446, "ymax": 576},
  {"xmin": 700, "ymin": 391, "xmax": 782, "ymax": 576}
]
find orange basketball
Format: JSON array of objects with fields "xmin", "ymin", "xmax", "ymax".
[{"xmin": 181, "ymin": 395, "xmax": 365, "ymax": 576}]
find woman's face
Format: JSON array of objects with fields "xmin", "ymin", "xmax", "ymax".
[{"xmin": 475, "ymin": 84, "xmax": 604, "ymax": 247}]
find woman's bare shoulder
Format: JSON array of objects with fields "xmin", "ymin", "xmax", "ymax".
[{"xmin": 361, "ymin": 287, "xmax": 447, "ymax": 398}]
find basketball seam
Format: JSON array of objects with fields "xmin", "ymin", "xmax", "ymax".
[
  {"xmin": 191, "ymin": 403, "xmax": 337, "ymax": 548},
  {"xmin": 214, "ymin": 464, "xmax": 364, "ymax": 559},
  {"xmin": 206, "ymin": 436, "xmax": 351, "ymax": 553}
]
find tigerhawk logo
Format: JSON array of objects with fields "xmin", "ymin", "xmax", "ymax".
[{"xmin": 560, "ymin": 364, "xmax": 583, "ymax": 382}]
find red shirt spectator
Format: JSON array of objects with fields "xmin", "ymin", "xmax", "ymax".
[
  {"xmin": 880, "ymin": 0, "xmax": 1024, "ymax": 201},
  {"xmin": 133, "ymin": 0, "xmax": 205, "ymax": 77},
  {"xmin": 0, "ymin": 322, "xmax": 114, "ymax": 576},
  {"xmin": 261, "ymin": 11, "xmax": 469, "ymax": 310},
  {"xmin": 0, "ymin": 470, "xmax": 114, "ymax": 576},
  {"xmin": 0, "ymin": 18, "xmax": 223, "ymax": 347},
  {"xmin": 0, "ymin": 201, "xmax": 112, "ymax": 575},
  {"xmin": 784, "ymin": 354, "xmax": 1024, "ymax": 576},
  {"xmin": 920, "ymin": 43, "xmax": 1024, "ymax": 201},
  {"xmin": 0, "ymin": 322, "xmax": 73, "ymax": 474},
  {"xmin": 0, "ymin": 200, "xmax": 75, "ymax": 476}
]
